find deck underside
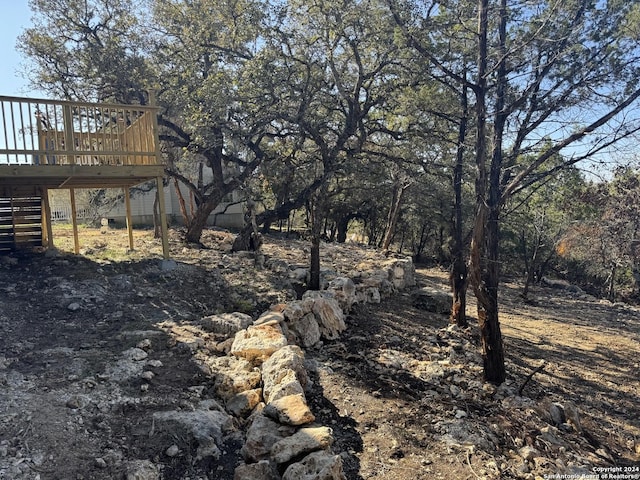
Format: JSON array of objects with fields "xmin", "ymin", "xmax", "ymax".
[{"xmin": 0, "ymin": 165, "xmax": 165, "ymax": 196}]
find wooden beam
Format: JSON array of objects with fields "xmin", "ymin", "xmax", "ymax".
[
  {"xmin": 124, "ymin": 186, "xmax": 134, "ymax": 251},
  {"xmin": 70, "ymin": 188, "xmax": 79, "ymax": 254},
  {"xmin": 63, "ymin": 105, "xmax": 75, "ymax": 165},
  {"xmin": 156, "ymin": 176, "xmax": 170, "ymax": 259},
  {"xmin": 150, "ymin": 92, "xmax": 170, "ymax": 260},
  {"xmin": 41, "ymin": 187, "xmax": 54, "ymax": 249},
  {"xmin": 0, "ymin": 164, "xmax": 164, "ymax": 179}
]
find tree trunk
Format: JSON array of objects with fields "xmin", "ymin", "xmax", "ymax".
[
  {"xmin": 468, "ymin": 0, "xmax": 506, "ymax": 385},
  {"xmin": 521, "ymin": 230, "xmax": 533, "ymax": 299},
  {"xmin": 184, "ymin": 195, "xmax": 221, "ymax": 243},
  {"xmin": 381, "ymin": 179, "xmax": 407, "ymax": 251},
  {"xmin": 336, "ymin": 215, "xmax": 350, "ymax": 243},
  {"xmin": 309, "ymin": 195, "xmax": 323, "ymax": 290},
  {"xmin": 174, "ymin": 178, "xmax": 193, "ymax": 228},
  {"xmin": 232, "ymin": 199, "xmax": 263, "ymax": 252},
  {"xmin": 153, "ymin": 191, "xmax": 160, "ymax": 239},
  {"xmin": 450, "ymin": 260, "xmax": 468, "ymax": 327},
  {"xmin": 450, "ymin": 79, "xmax": 469, "ymax": 327},
  {"xmin": 607, "ymin": 264, "xmax": 616, "ymax": 301},
  {"xmin": 414, "ymin": 222, "xmax": 429, "ymax": 262}
]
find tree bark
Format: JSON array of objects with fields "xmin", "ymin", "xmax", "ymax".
[
  {"xmin": 174, "ymin": 178, "xmax": 192, "ymax": 228},
  {"xmin": 336, "ymin": 215, "xmax": 350, "ymax": 243},
  {"xmin": 468, "ymin": 0, "xmax": 506, "ymax": 385},
  {"xmin": 450, "ymin": 79, "xmax": 469, "ymax": 327},
  {"xmin": 153, "ymin": 191, "xmax": 160, "ymax": 239},
  {"xmin": 184, "ymin": 195, "xmax": 221, "ymax": 243},
  {"xmin": 607, "ymin": 264, "xmax": 616, "ymax": 301},
  {"xmin": 381, "ymin": 178, "xmax": 408, "ymax": 251},
  {"xmin": 309, "ymin": 194, "xmax": 323, "ymax": 290}
]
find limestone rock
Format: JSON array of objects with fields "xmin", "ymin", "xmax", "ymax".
[
  {"xmin": 263, "ymin": 368, "xmax": 305, "ymax": 404},
  {"xmin": 354, "ymin": 269, "xmax": 394, "ymax": 298},
  {"xmin": 206, "ymin": 356, "xmax": 262, "ymax": 401},
  {"xmin": 288, "ymin": 312, "xmax": 322, "ymax": 347},
  {"xmin": 550, "ymin": 402, "xmax": 566, "ymax": 426},
  {"xmin": 538, "ymin": 425, "xmax": 569, "ymax": 448},
  {"xmin": 242, "ymin": 414, "xmax": 295, "ymax": 462},
  {"xmin": 282, "ymin": 451, "xmax": 346, "ymax": 480},
  {"xmin": 122, "ymin": 347, "xmax": 148, "ymax": 361},
  {"xmin": 152, "ymin": 406, "xmax": 234, "ymax": 460},
  {"xmin": 262, "ymin": 345, "xmax": 308, "ymax": 404},
  {"xmin": 282, "ymin": 301, "xmax": 311, "ymax": 323},
  {"xmin": 125, "ymin": 460, "xmax": 161, "ymax": 480},
  {"xmin": 255, "ymin": 310, "xmax": 285, "ymax": 326},
  {"xmin": 302, "ymin": 292, "xmax": 346, "ymax": 340},
  {"xmin": 234, "ymin": 460, "xmax": 280, "ymax": 480},
  {"xmin": 231, "ymin": 323, "xmax": 288, "ymax": 364},
  {"xmin": 289, "ymin": 267, "xmax": 309, "ymax": 283},
  {"xmin": 383, "ymin": 258, "xmax": 416, "ymax": 289},
  {"xmin": 271, "ymin": 426, "xmax": 334, "ymax": 465},
  {"xmin": 327, "ymin": 277, "xmax": 357, "ymax": 312},
  {"xmin": 355, "ymin": 286, "xmax": 381, "ymax": 304},
  {"xmin": 412, "ymin": 287, "xmax": 452, "ymax": 314},
  {"xmin": 226, "ymin": 388, "xmax": 263, "ymax": 417},
  {"xmin": 518, "ymin": 446, "xmax": 539, "ymax": 461},
  {"xmin": 563, "ymin": 401, "xmax": 582, "ymax": 433},
  {"xmin": 200, "ymin": 312, "xmax": 253, "ymax": 336},
  {"xmin": 165, "ymin": 445, "xmax": 179, "ymax": 457},
  {"xmin": 439, "ymin": 420, "xmax": 499, "ymax": 451},
  {"xmin": 264, "ymin": 394, "xmax": 316, "ymax": 426}
]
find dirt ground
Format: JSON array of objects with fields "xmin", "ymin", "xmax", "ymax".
[{"xmin": 0, "ymin": 226, "xmax": 639, "ymax": 479}]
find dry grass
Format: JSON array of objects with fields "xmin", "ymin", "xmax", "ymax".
[{"xmin": 51, "ymin": 222, "xmax": 164, "ymax": 261}]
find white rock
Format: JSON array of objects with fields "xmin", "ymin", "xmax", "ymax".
[
  {"xmin": 263, "ymin": 394, "xmax": 316, "ymax": 426},
  {"xmin": 282, "ymin": 451, "xmax": 346, "ymax": 480},
  {"xmin": 231, "ymin": 323, "xmax": 288, "ymax": 364},
  {"xmin": 518, "ymin": 446, "xmax": 539, "ymax": 461},
  {"xmin": 288, "ymin": 313, "xmax": 321, "ymax": 347},
  {"xmin": 152, "ymin": 408, "xmax": 234, "ymax": 460},
  {"xmin": 271, "ymin": 426, "xmax": 334, "ymax": 464},
  {"xmin": 302, "ymin": 292, "xmax": 346, "ymax": 340},
  {"xmin": 234, "ymin": 460, "xmax": 280, "ymax": 480},
  {"xmin": 200, "ymin": 312, "xmax": 254, "ymax": 336},
  {"xmin": 125, "ymin": 460, "xmax": 161, "ymax": 480},
  {"xmin": 262, "ymin": 345, "xmax": 308, "ymax": 404},
  {"xmin": 165, "ymin": 445, "xmax": 179, "ymax": 457},
  {"xmin": 207, "ymin": 356, "xmax": 262, "ymax": 401},
  {"xmin": 242, "ymin": 414, "xmax": 294, "ymax": 462}
]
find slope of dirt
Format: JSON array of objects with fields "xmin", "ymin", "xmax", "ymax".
[
  {"xmin": 0, "ymin": 227, "xmax": 638, "ymax": 479},
  {"xmin": 308, "ymin": 269, "xmax": 640, "ymax": 479}
]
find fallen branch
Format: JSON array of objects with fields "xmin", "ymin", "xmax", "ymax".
[{"xmin": 518, "ymin": 361, "xmax": 546, "ymax": 396}]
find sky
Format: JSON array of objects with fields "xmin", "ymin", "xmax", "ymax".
[{"xmin": 1, "ymin": 2, "xmax": 39, "ymax": 97}]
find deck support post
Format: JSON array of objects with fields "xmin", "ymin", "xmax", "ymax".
[
  {"xmin": 149, "ymin": 91, "xmax": 170, "ymax": 260},
  {"xmin": 155, "ymin": 177, "xmax": 170, "ymax": 259},
  {"xmin": 124, "ymin": 186, "xmax": 134, "ymax": 251},
  {"xmin": 69, "ymin": 188, "xmax": 79, "ymax": 254},
  {"xmin": 41, "ymin": 188, "xmax": 54, "ymax": 249}
]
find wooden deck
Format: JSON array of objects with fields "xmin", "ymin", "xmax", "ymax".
[
  {"xmin": 0, "ymin": 164, "xmax": 164, "ymax": 192},
  {"xmin": 0, "ymin": 95, "xmax": 169, "ymax": 257}
]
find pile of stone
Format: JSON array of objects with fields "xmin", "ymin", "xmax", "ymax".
[{"xmin": 191, "ymin": 257, "xmax": 417, "ymax": 480}]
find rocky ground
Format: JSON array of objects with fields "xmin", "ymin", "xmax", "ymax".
[{"xmin": 0, "ymin": 227, "xmax": 639, "ymax": 480}]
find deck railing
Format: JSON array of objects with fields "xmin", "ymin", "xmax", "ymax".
[{"xmin": 0, "ymin": 95, "xmax": 161, "ymax": 167}]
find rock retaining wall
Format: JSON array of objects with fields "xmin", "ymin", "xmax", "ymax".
[{"xmin": 200, "ymin": 257, "xmax": 416, "ymax": 480}]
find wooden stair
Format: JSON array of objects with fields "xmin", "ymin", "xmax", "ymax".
[{"xmin": 0, "ymin": 187, "xmax": 43, "ymax": 252}]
